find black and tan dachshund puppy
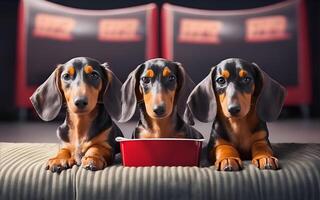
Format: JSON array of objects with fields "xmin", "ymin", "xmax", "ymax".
[
  {"xmin": 120, "ymin": 58, "xmax": 203, "ymax": 139},
  {"xmin": 30, "ymin": 57, "xmax": 123, "ymax": 172},
  {"xmin": 184, "ymin": 58, "xmax": 286, "ymax": 171}
]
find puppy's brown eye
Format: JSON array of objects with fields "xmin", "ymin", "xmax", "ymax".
[
  {"xmin": 62, "ymin": 73, "xmax": 71, "ymax": 81},
  {"xmin": 141, "ymin": 77, "xmax": 151, "ymax": 84},
  {"xmin": 242, "ymin": 77, "xmax": 252, "ymax": 84},
  {"xmin": 216, "ymin": 77, "xmax": 226, "ymax": 85},
  {"xmin": 168, "ymin": 75, "xmax": 176, "ymax": 81}
]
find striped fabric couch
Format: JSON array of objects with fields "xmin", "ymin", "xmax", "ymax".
[{"xmin": 0, "ymin": 142, "xmax": 319, "ymax": 200}]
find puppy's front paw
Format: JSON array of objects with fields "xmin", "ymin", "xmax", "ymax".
[
  {"xmin": 81, "ymin": 156, "xmax": 106, "ymax": 171},
  {"xmin": 46, "ymin": 157, "xmax": 76, "ymax": 173},
  {"xmin": 215, "ymin": 157, "xmax": 242, "ymax": 171},
  {"xmin": 252, "ymin": 156, "xmax": 279, "ymax": 170}
]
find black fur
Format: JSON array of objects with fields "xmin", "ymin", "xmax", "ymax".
[
  {"xmin": 31, "ymin": 57, "xmax": 124, "ymax": 161},
  {"xmin": 132, "ymin": 102, "xmax": 203, "ymax": 139},
  {"xmin": 185, "ymin": 58, "xmax": 287, "ymax": 160},
  {"xmin": 121, "ymin": 58, "xmax": 203, "ymax": 139}
]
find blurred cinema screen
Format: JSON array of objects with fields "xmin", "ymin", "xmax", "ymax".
[
  {"xmin": 17, "ymin": 0, "xmax": 157, "ymax": 108},
  {"xmin": 162, "ymin": 0, "xmax": 311, "ymax": 105}
]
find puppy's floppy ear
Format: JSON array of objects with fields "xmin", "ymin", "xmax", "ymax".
[
  {"xmin": 175, "ymin": 62, "xmax": 196, "ymax": 119},
  {"xmin": 119, "ymin": 63, "xmax": 144, "ymax": 122},
  {"xmin": 183, "ymin": 67, "xmax": 217, "ymax": 125},
  {"xmin": 30, "ymin": 65, "xmax": 63, "ymax": 121},
  {"xmin": 101, "ymin": 63, "xmax": 123, "ymax": 121},
  {"xmin": 252, "ymin": 63, "xmax": 287, "ymax": 122}
]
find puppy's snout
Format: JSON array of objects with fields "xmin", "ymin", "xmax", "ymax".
[
  {"xmin": 153, "ymin": 104, "xmax": 165, "ymax": 116},
  {"xmin": 74, "ymin": 97, "xmax": 88, "ymax": 109},
  {"xmin": 228, "ymin": 104, "xmax": 241, "ymax": 115}
]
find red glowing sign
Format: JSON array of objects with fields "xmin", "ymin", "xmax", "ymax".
[
  {"xmin": 246, "ymin": 15, "xmax": 290, "ymax": 42},
  {"xmin": 178, "ymin": 19, "xmax": 222, "ymax": 44},
  {"xmin": 33, "ymin": 14, "xmax": 76, "ymax": 41},
  {"xmin": 98, "ymin": 19, "xmax": 141, "ymax": 42}
]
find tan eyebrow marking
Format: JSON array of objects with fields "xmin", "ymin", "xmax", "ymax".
[
  {"xmin": 68, "ymin": 66, "xmax": 75, "ymax": 76},
  {"xmin": 84, "ymin": 65, "xmax": 93, "ymax": 74},
  {"xmin": 221, "ymin": 70, "xmax": 230, "ymax": 79},
  {"xmin": 162, "ymin": 67, "xmax": 171, "ymax": 77},
  {"xmin": 145, "ymin": 69, "xmax": 155, "ymax": 78},
  {"xmin": 239, "ymin": 70, "xmax": 247, "ymax": 78}
]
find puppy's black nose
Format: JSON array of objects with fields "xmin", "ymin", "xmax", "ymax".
[
  {"xmin": 74, "ymin": 97, "xmax": 88, "ymax": 109},
  {"xmin": 153, "ymin": 104, "xmax": 165, "ymax": 116},
  {"xmin": 228, "ymin": 104, "xmax": 241, "ymax": 115}
]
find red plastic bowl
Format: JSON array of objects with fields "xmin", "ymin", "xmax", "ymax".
[{"xmin": 116, "ymin": 137, "xmax": 204, "ymax": 167}]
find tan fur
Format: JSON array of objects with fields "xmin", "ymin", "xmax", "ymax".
[
  {"xmin": 236, "ymin": 91, "xmax": 253, "ymax": 118},
  {"xmin": 46, "ymin": 66, "xmax": 111, "ymax": 171},
  {"xmin": 82, "ymin": 143, "xmax": 112, "ymax": 169},
  {"xmin": 212, "ymin": 110, "xmax": 263, "ymax": 170},
  {"xmin": 143, "ymin": 89, "xmax": 176, "ymax": 119},
  {"xmin": 239, "ymin": 69, "xmax": 247, "ymax": 78},
  {"xmin": 80, "ymin": 128, "xmax": 112, "ymax": 168},
  {"xmin": 138, "ymin": 128, "xmax": 185, "ymax": 138},
  {"xmin": 219, "ymin": 85, "xmax": 254, "ymax": 118},
  {"xmin": 143, "ymin": 91, "xmax": 154, "ymax": 117},
  {"xmin": 68, "ymin": 66, "xmax": 75, "ymax": 76},
  {"xmin": 46, "ymin": 148, "xmax": 76, "ymax": 169},
  {"xmin": 218, "ymin": 92, "xmax": 229, "ymax": 118},
  {"xmin": 213, "ymin": 139, "xmax": 242, "ymax": 171},
  {"xmin": 84, "ymin": 65, "xmax": 93, "ymax": 74},
  {"xmin": 251, "ymin": 138, "xmax": 278, "ymax": 169},
  {"xmin": 139, "ymin": 67, "xmax": 184, "ymax": 138},
  {"xmin": 146, "ymin": 69, "xmax": 155, "ymax": 78},
  {"xmin": 141, "ymin": 88, "xmax": 180, "ymax": 138},
  {"xmin": 221, "ymin": 70, "xmax": 230, "ymax": 79},
  {"xmin": 162, "ymin": 67, "xmax": 171, "ymax": 77},
  {"xmin": 138, "ymin": 115, "xmax": 185, "ymax": 138},
  {"xmin": 48, "ymin": 109, "xmax": 113, "ymax": 170},
  {"xmin": 217, "ymin": 106, "xmax": 261, "ymax": 154},
  {"xmin": 65, "ymin": 108, "xmax": 99, "ymax": 151},
  {"xmin": 214, "ymin": 78, "xmax": 277, "ymax": 169},
  {"xmin": 61, "ymin": 78, "xmax": 101, "ymax": 114},
  {"xmin": 216, "ymin": 83, "xmax": 258, "ymax": 153}
]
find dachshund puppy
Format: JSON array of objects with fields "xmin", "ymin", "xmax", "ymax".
[
  {"xmin": 30, "ymin": 57, "xmax": 123, "ymax": 172},
  {"xmin": 184, "ymin": 58, "xmax": 286, "ymax": 171},
  {"xmin": 119, "ymin": 58, "xmax": 203, "ymax": 139}
]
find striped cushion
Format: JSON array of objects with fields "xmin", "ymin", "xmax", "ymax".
[
  {"xmin": 0, "ymin": 143, "xmax": 77, "ymax": 200},
  {"xmin": 1, "ymin": 143, "xmax": 319, "ymax": 200}
]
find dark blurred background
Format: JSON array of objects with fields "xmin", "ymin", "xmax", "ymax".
[
  {"xmin": 0, "ymin": 0, "xmax": 319, "ymax": 121},
  {"xmin": 0, "ymin": 0, "xmax": 319, "ymax": 144}
]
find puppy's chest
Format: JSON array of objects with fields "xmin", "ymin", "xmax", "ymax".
[
  {"xmin": 66, "ymin": 128, "xmax": 110, "ymax": 164},
  {"xmin": 225, "ymin": 122, "xmax": 255, "ymax": 153},
  {"xmin": 138, "ymin": 126, "xmax": 185, "ymax": 138}
]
